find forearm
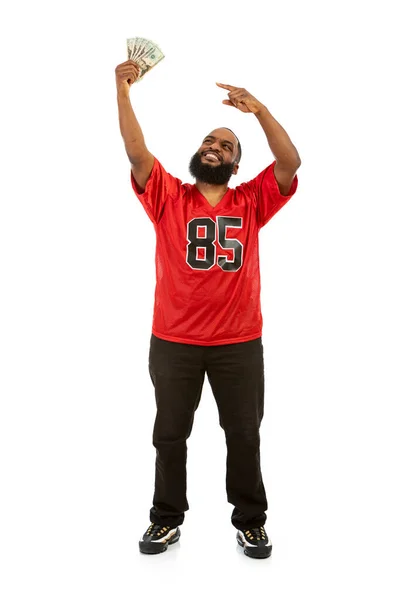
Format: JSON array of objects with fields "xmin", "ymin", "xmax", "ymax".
[
  {"xmin": 255, "ymin": 105, "xmax": 301, "ymax": 166},
  {"xmin": 117, "ymin": 90, "xmax": 147, "ymax": 160}
]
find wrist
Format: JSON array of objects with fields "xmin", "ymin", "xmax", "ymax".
[
  {"xmin": 254, "ymin": 104, "xmax": 268, "ymax": 118},
  {"xmin": 117, "ymin": 86, "xmax": 130, "ymax": 100}
]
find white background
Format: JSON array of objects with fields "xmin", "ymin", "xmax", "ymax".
[{"xmin": 1, "ymin": 0, "xmax": 399, "ymax": 598}]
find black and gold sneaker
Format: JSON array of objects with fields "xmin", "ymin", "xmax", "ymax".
[
  {"xmin": 139, "ymin": 523, "xmax": 181, "ymax": 555},
  {"xmin": 236, "ymin": 526, "xmax": 272, "ymax": 559}
]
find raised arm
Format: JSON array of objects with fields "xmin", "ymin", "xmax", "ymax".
[
  {"xmin": 115, "ymin": 60, "xmax": 154, "ymax": 192},
  {"xmin": 216, "ymin": 82, "xmax": 301, "ymax": 196}
]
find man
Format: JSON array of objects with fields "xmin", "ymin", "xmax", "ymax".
[{"xmin": 115, "ymin": 60, "xmax": 301, "ymax": 559}]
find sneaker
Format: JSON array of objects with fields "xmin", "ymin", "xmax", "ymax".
[
  {"xmin": 139, "ymin": 523, "xmax": 181, "ymax": 555},
  {"xmin": 236, "ymin": 526, "xmax": 272, "ymax": 559}
]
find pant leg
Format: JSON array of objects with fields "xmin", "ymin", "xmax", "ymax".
[
  {"xmin": 148, "ymin": 334, "xmax": 205, "ymax": 527},
  {"xmin": 205, "ymin": 337, "xmax": 268, "ymax": 529}
]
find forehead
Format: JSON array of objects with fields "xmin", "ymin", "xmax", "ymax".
[{"xmin": 203, "ymin": 128, "xmax": 237, "ymax": 146}]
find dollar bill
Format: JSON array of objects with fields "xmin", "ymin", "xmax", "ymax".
[
  {"xmin": 126, "ymin": 37, "xmax": 165, "ymax": 81},
  {"xmin": 130, "ymin": 37, "xmax": 146, "ymax": 60}
]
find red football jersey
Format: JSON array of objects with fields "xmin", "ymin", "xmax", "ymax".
[{"xmin": 130, "ymin": 158, "xmax": 298, "ymax": 346}]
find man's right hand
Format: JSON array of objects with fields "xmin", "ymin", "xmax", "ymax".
[{"xmin": 115, "ymin": 60, "xmax": 141, "ymax": 95}]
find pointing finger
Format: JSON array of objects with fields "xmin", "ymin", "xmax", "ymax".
[{"xmin": 216, "ymin": 82, "xmax": 237, "ymax": 91}]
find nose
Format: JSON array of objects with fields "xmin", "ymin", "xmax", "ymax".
[{"xmin": 206, "ymin": 143, "xmax": 222, "ymax": 155}]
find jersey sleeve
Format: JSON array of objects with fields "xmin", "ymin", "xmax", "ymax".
[
  {"xmin": 130, "ymin": 157, "xmax": 182, "ymax": 225},
  {"xmin": 239, "ymin": 160, "xmax": 298, "ymax": 228}
]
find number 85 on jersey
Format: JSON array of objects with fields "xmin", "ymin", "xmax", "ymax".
[{"xmin": 186, "ymin": 216, "xmax": 243, "ymax": 272}]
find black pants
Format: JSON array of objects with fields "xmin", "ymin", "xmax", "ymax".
[{"xmin": 148, "ymin": 333, "xmax": 268, "ymax": 530}]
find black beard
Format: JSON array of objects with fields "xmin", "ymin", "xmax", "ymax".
[{"xmin": 188, "ymin": 152, "xmax": 235, "ymax": 185}]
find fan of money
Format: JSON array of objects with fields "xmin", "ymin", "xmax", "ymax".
[{"xmin": 127, "ymin": 37, "xmax": 165, "ymax": 82}]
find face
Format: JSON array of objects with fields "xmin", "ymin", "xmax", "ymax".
[{"xmin": 189, "ymin": 128, "xmax": 239, "ymax": 185}]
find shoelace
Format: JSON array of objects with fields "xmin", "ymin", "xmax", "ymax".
[
  {"xmin": 244, "ymin": 526, "xmax": 267, "ymax": 541},
  {"xmin": 146, "ymin": 523, "xmax": 171, "ymax": 538}
]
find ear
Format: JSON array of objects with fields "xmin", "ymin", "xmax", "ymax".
[{"xmin": 233, "ymin": 163, "xmax": 239, "ymax": 175}]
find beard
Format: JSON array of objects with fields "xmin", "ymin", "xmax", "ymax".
[{"xmin": 188, "ymin": 151, "xmax": 236, "ymax": 185}]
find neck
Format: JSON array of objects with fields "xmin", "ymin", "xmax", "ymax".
[{"xmin": 195, "ymin": 180, "xmax": 229, "ymax": 198}]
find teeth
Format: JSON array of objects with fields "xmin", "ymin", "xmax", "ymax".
[{"xmin": 204, "ymin": 153, "xmax": 219, "ymax": 161}]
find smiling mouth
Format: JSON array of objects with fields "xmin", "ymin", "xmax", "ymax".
[{"xmin": 202, "ymin": 152, "xmax": 221, "ymax": 163}]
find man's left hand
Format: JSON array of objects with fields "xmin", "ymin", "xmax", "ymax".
[{"xmin": 216, "ymin": 83, "xmax": 265, "ymax": 115}]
